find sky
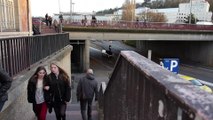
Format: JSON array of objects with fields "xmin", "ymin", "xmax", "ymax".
[{"xmin": 31, "ymin": 0, "xmax": 143, "ymax": 17}]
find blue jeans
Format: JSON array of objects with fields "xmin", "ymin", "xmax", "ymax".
[{"xmin": 0, "ymin": 101, "xmax": 5, "ymax": 112}]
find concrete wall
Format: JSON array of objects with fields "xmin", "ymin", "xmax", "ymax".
[
  {"xmin": 136, "ymin": 41, "xmax": 213, "ymax": 66},
  {"xmin": 69, "ymin": 32, "xmax": 213, "ymax": 41},
  {"xmin": 0, "ymin": 45, "xmax": 72, "ymax": 120}
]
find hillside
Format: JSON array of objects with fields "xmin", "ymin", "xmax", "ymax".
[{"xmin": 97, "ymin": 0, "xmax": 213, "ymax": 15}]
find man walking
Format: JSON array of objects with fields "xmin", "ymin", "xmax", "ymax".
[
  {"xmin": 45, "ymin": 13, "xmax": 49, "ymax": 26},
  {"xmin": 0, "ymin": 68, "xmax": 12, "ymax": 112},
  {"xmin": 77, "ymin": 69, "xmax": 98, "ymax": 120}
]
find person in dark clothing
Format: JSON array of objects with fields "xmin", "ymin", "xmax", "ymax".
[
  {"xmin": 27, "ymin": 66, "xmax": 51, "ymax": 120},
  {"xmin": 106, "ymin": 45, "xmax": 112, "ymax": 55},
  {"xmin": 83, "ymin": 15, "xmax": 87, "ymax": 27},
  {"xmin": 49, "ymin": 61, "xmax": 71, "ymax": 120},
  {"xmin": 91, "ymin": 15, "xmax": 97, "ymax": 27},
  {"xmin": 77, "ymin": 69, "xmax": 98, "ymax": 120},
  {"xmin": 45, "ymin": 13, "xmax": 49, "ymax": 26},
  {"xmin": 48, "ymin": 16, "xmax": 52, "ymax": 28},
  {"xmin": 0, "ymin": 68, "xmax": 12, "ymax": 112},
  {"xmin": 59, "ymin": 14, "xmax": 63, "ymax": 24}
]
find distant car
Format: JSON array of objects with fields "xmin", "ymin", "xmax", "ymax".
[{"xmin": 178, "ymin": 74, "xmax": 212, "ymax": 93}]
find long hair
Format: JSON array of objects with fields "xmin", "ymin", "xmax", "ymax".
[
  {"xmin": 50, "ymin": 63, "xmax": 70, "ymax": 85},
  {"xmin": 58, "ymin": 67, "xmax": 70, "ymax": 84},
  {"xmin": 29, "ymin": 66, "xmax": 48, "ymax": 82}
]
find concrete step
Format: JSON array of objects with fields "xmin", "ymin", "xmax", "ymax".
[{"xmin": 46, "ymin": 103, "xmax": 98, "ymax": 120}]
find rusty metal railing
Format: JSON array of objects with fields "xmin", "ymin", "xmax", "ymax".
[
  {"xmin": 101, "ymin": 51, "xmax": 213, "ymax": 120},
  {"xmin": 0, "ymin": 33, "xmax": 69, "ymax": 77},
  {"xmin": 64, "ymin": 20, "xmax": 213, "ymax": 31}
]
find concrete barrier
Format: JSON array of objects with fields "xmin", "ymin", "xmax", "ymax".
[{"xmin": 0, "ymin": 45, "xmax": 72, "ymax": 120}]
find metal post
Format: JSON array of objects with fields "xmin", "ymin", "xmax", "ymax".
[
  {"xmin": 70, "ymin": 0, "xmax": 72, "ymax": 23},
  {"xmin": 148, "ymin": 50, "xmax": 152, "ymax": 60},
  {"xmin": 189, "ymin": 0, "xmax": 192, "ymax": 24},
  {"xmin": 39, "ymin": 17, "xmax": 41, "ymax": 33},
  {"xmin": 58, "ymin": 0, "xmax": 61, "ymax": 14},
  {"xmin": 72, "ymin": 3, "xmax": 75, "ymax": 22}
]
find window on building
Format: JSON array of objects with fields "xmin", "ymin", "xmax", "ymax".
[{"xmin": 0, "ymin": 0, "xmax": 15, "ymax": 31}]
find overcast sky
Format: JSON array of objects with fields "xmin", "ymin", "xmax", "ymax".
[{"xmin": 31, "ymin": 0, "xmax": 143, "ymax": 17}]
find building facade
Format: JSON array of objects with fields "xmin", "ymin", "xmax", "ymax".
[
  {"xmin": 177, "ymin": 0, "xmax": 212, "ymax": 23},
  {"xmin": 114, "ymin": 7, "xmax": 179, "ymax": 23},
  {"xmin": 149, "ymin": 8, "xmax": 179, "ymax": 23},
  {"xmin": 0, "ymin": 0, "xmax": 32, "ymax": 37}
]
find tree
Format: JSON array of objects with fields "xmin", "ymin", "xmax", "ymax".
[
  {"xmin": 139, "ymin": 11, "xmax": 167, "ymax": 22},
  {"xmin": 151, "ymin": 0, "xmax": 189, "ymax": 9},
  {"xmin": 122, "ymin": 0, "xmax": 136, "ymax": 21},
  {"xmin": 185, "ymin": 13, "xmax": 198, "ymax": 24}
]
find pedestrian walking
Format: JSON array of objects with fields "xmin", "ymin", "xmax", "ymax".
[
  {"xmin": 53, "ymin": 19, "xmax": 59, "ymax": 33},
  {"xmin": 27, "ymin": 66, "xmax": 51, "ymax": 120},
  {"xmin": 0, "ymin": 68, "xmax": 12, "ymax": 112},
  {"xmin": 83, "ymin": 15, "xmax": 87, "ymax": 27},
  {"xmin": 45, "ymin": 13, "xmax": 49, "ymax": 26},
  {"xmin": 49, "ymin": 61, "xmax": 71, "ymax": 120},
  {"xmin": 48, "ymin": 16, "xmax": 52, "ymax": 28},
  {"xmin": 77, "ymin": 69, "xmax": 98, "ymax": 120}
]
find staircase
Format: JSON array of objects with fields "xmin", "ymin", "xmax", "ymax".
[
  {"xmin": 46, "ymin": 73, "xmax": 98, "ymax": 120},
  {"xmin": 40, "ymin": 25, "xmax": 57, "ymax": 34},
  {"xmin": 46, "ymin": 103, "xmax": 98, "ymax": 120}
]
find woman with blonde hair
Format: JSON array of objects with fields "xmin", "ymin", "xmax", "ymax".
[{"xmin": 48, "ymin": 61, "xmax": 71, "ymax": 120}]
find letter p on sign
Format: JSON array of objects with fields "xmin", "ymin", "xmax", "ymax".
[
  {"xmin": 162, "ymin": 58, "xmax": 179, "ymax": 74},
  {"xmin": 170, "ymin": 60, "xmax": 178, "ymax": 71}
]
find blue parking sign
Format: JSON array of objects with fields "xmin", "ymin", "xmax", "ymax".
[{"xmin": 161, "ymin": 58, "xmax": 179, "ymax": 74}]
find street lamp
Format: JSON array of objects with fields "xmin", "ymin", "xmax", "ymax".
[
  {"xmin": 72, "ymin": 3, "xmax": 75, "ymax": 22},
  {"xmin": 70, "ymin": 0, "xmax": 75, "ymax": 23},
  {"xmin": 58, "ymin": 0, "xmax": 61, "ymax": 14},
  {"xmin": 189, "ymin": 0, "xmax": 192, "ymax": 24}
]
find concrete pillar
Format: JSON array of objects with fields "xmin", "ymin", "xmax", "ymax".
[
  {"xmin": 83, "ymin": 39, "xmax": 90, "ymax": 71},
  {"xmin": 148, "ymin": 50, "xmax": 152, "ymax": 60},
  {"xmin": 27, "ymin": 0, "xmax": 32, "ymax": 35}
]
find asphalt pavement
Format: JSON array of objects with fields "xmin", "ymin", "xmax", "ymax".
[{"xmin": 90, "ymin": 40, "xmax": 213, "ymax": 85}]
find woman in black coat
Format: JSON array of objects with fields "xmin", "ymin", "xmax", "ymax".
[
  {"xmin": 49, "ymin": 61, "xmax": 71, "ymax": 120},
  {"xmin": 0, "ymin": 68, "xmax": 12, "ymax": 112},
  {"xmin": 27, "ymin": 66, "xmax": 50, "ymax": 120}
]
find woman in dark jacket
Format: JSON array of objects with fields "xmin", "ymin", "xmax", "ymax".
[
  {"xmin": 49, "ymin": 61, "xmax": 71, "ymax": 120},
  {"xmin": 27, "ymin": 66, "xmax": 50, "ymax": 120},
  {"xmin": 0, "ymin": 68, "xmax": 12, "ymax": 112}
]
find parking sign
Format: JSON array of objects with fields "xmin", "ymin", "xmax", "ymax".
[{"xmin": 161, "ymin": 58, "xmax": 179, "ymax": 74}]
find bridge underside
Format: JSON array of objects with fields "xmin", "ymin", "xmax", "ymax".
[
  {"xmin": 69, "ymin": 31, "xmax": 213, "ymax": 68},
  {"xmin": 137, "ymin": 41, "xmax": 213, "ymax": 67},
  {"xmin": 69, "ymin": 32, "xmax": 213, "ymax": 41}
]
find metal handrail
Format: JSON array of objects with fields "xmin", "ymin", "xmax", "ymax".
[
  {"xmin": 63, "ymin": 20, "xmax": 213, "ymax": 31},
  {"xmin": 0, "ymin": 33, "xmax": 69, "ymax": 77}
]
